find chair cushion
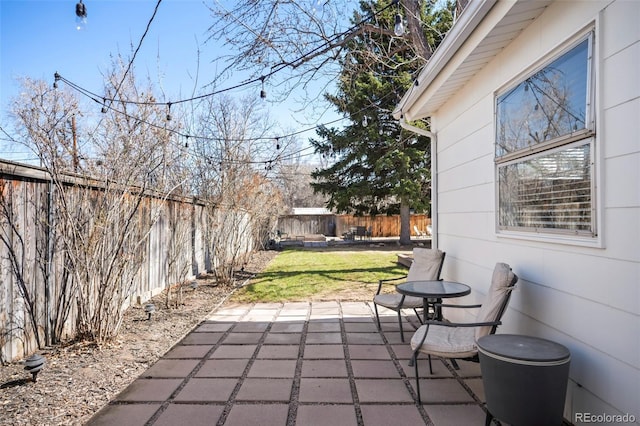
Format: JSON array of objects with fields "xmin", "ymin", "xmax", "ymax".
[
  {"xmin": 474, "ymin": 262, "xmax": 516, "ymax": 340},
  {"xmin": 411, "ymin": 324, "xmax": 477, "ymax": 358},
  {"xmin": 373, "ymin": 294, "xmax": 423, "ymax": 309},
  {"xmin": 406, "ymin": 248, "xmax": 444, "ymax": 282}
]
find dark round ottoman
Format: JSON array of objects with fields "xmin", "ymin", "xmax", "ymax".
[{"xmin": 478, "ymin": 334, "xmax": 571, "ymax": 426}]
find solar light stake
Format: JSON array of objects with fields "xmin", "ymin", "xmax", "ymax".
[
  {"xmin": 24, "ymin": 354, "xmax": 46, "ymax": 383},
  {"xmin": 144, "ymin": 303, "xmax": 156, "ymax": 320}
]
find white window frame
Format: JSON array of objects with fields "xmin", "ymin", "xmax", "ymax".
[{"xmin": 494, "ymin": 28, "xmax": 599, "ymax": 245}]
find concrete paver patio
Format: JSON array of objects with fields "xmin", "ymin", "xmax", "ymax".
[{"xmin": 88, "ymin": 301, "xmax": 489, "ymax": 425}]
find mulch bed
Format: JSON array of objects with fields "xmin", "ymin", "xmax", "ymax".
[
  {"xmin": 0, "ymin": 250, "xmax": 278, "ymax": 426},
  {"xmin": 0, "ymin": 242, "xmax": 419, "ymax": 426}
]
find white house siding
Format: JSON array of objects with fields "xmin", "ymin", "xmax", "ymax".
[{"xmin": 431, "ymin": 1, "xmax": 639, "ymax": 422}]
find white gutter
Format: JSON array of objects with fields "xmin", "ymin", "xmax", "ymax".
[{"xmin": 399, "ymin": 117, "xmax": 438, "ymax": 250}]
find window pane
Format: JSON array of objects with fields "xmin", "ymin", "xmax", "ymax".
[
  {"xmin": 496, "ymin": 38, "xmax": 589, "ymax": 157},
  {"xmin": 498, "ymin": 143, "xmax": 592, "ymax": 232}
]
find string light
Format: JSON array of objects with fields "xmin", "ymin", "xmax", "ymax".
[
  {"xmin": 75, "ymin": 1, "xmax": 87, "ymax": 18},
  {"xmin": 75, "ymin": 1, "xmax": 87, "ymax": 31},
  {"xmin": 54, "ymin": 70, "xmax": 401, "ymax": 148},
  {"xmin": 49, "ymin": 3, "xmax": 414, "ymax": 170},
  {"xmin": 394, "ymin": 15, "xmax": 404, "ymax": 36},
  {"xmin": 393, "ymin": 13, "xmax": 404, "ymax": 37},
  {"xmin": 394, "ymin": 0, "xmax": 405, "ymax": 37},
  {"xmin": 260, "ymin": 77, "xmax": 266, "ymax": 99},
  {"xmin": 59, "ymin": 0, "xmax": 399, "ymax": 109}
]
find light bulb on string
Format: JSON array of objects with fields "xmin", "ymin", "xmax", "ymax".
[
  {"xmin": 393, "ymin": 0, "xmax": 404, "ymax": 37},
  {"xmin": 75, "ymin": 0, "xmax": 87, "ymax": 31},
  {"xmin": 53, "ymin": 72, "xmax": 61, "ymax": 89},
  {"xmin": 101, "ymin": 98, "xmax": 107, "ymax": 113},
  {"xmin": 260, "ymin": 77, "xmax": 266, "ymax": 99},
  {"xmin": 275, "ymin": 137, "xmax": 280, "ymax": 150},
  {"xmin": 394, "ymin": 13, "xmax": 404, "ymax": 36},
  {"xmin": 166, "ymin": 102, "xmax": 172, "ymax": 121},
  {"xmin": 362, "ymin": 116, "xmax": 368, "ymax": 127}
]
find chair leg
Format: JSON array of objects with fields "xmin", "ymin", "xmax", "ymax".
[
  {"xmin": 412, "ymin": 308, "xmax": 424, "ymax": 325},
  {"xmin": 397, "ymin": 310, "xmax": 405, "ymax": 342},
  {"xmin": 428, "ymin": 354, "xmax": 433, "ymax": 374},
  {"xmin": 373, "ymin": 303, "xmax": 381, "ymax": 331},
  {"xmin": 485, "ymin": 410, "xmax": 493, "ymax": 426},
  {"xmin": 414, "ymin": 352, "xmax": 421, "ymax": 403}
]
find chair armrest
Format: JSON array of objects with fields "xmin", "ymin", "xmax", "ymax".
[
  {"xmin": 379, "ymin": 275, "xmax": 407, "ymax": 283},
  {"xmin": 375, "ymin": 275, "xmax": 407, "ymax": 294},
  {"xmin": 436, "ymin": 303, "xmax": 482, "ymax": 309},
  {"xmin": 422, "ymin": 319, "xmax": 502, "ymax": 328}
]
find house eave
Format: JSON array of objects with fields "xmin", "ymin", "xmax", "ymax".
[{"xmin": 394, "ymin": 0, "xmax": 551, "ymax": 122}]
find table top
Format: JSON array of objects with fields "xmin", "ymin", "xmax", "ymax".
[
  {"xmin": 478, "ymin": 334, "xmax": 571, "ymax": 363},
  {"xmin": 396, "ymin": 280, "xmax": 471, "ymax": 298}
]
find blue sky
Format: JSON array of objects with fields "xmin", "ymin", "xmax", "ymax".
[{"xmin": 0, "ymin": 0, "xmax": 340, "ymax": 162}]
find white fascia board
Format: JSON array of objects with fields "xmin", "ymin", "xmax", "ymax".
[{"xmin": 394, "ymin": 0, "xmax": 506, "ymax": 121}]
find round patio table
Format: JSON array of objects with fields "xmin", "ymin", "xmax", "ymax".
[{"xmin": 396, "ymin": 280, "xmax": 471, "ymax": 322}]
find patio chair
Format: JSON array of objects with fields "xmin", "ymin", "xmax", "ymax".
[
  {"xmin": 373, "ymin": 248, "xmax": 445, "ymax": 342},
  {"xmin": 410, "ymin": 262, "xmax": 518, "ymax": 403},
  {"xmin": 413, "ymin": 225, "xmax": 427, "ymax": 237}
]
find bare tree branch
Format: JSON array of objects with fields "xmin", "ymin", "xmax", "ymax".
[{"xmin": 204, "ymin": 0, "xmax": 457, "ymax": 106}]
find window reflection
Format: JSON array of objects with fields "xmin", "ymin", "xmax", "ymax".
[{"xmin": 496, "ymin": 39, "xmax": 589, "ymax": 157}]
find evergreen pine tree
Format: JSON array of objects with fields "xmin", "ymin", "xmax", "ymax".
[{"xmin": 311, "ymin": 0, "xmax": 454, "ymax": 243}]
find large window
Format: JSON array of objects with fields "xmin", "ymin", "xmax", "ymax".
[{"xmin": 495, "ymin": 32, "xmax": 595, "ymax": 237}]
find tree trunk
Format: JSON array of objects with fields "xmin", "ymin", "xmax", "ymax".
[
  {"xmin": 399, "ymin": 202, "xmax": 411, "ymax": 245},
  {"xmin": 403, "ymin": 0, "xmax": 434, "ymax": 61}
]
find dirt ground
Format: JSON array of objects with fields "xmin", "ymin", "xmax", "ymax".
[{"xmin": 0, "ymin": 243, "xmax": 418, "ymax": 426}]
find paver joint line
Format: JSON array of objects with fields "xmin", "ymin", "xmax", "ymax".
[
  {"xmin": 142, "ymin": 305, "xmax": 252, "ymax": 425},
  {"xmin": 88, "ymin": 301, "xmax": 489, "ymax": 426}
]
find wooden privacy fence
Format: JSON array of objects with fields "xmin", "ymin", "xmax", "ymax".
[
  {"xmin": 277, "ymin": 213, "xmax": 430, "ymax": 238},
  {"xmin": 336, "ymin": 214, "xmax": 430, "ymax": 237},
  {"xmin": 0, "ymin": 160, "xmax": 256, "ymax": 362}
]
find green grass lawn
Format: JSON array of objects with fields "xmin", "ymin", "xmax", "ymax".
[{"xmin": 232, "ymin": 247, "xmax": 409, "ymax": 302}]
